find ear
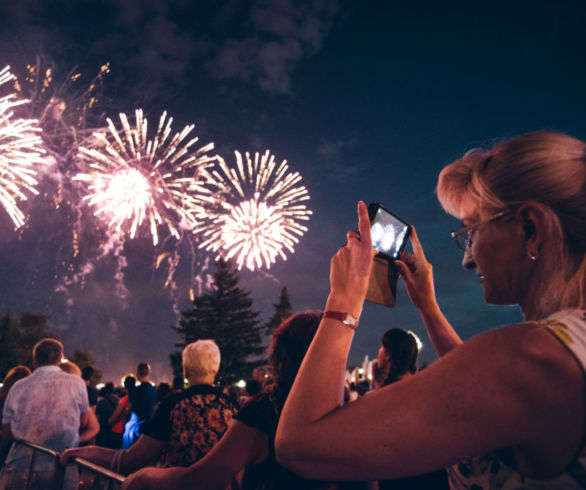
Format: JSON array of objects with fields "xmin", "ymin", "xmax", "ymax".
[{"xmin": 517, "ymin": 202, "xmax": 548, "ymax": 259}]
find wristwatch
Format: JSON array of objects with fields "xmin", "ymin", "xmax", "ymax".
[{"xmin": 323, "ymin": 310, "xmax": 359, "ymax": 329}]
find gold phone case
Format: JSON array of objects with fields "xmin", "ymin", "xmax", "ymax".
[{"xmin": 365, "ymin": 255, "xmax": 398, "ymax": 307}]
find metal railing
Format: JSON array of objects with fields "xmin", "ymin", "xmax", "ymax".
[{"xmin": 5, "ymin": 440, "xmax": 125, "ymax": 490}]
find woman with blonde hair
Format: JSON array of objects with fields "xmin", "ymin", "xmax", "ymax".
[{"xmin": 276, "ymin": 131, "xmax": 586, "ymax": 489}]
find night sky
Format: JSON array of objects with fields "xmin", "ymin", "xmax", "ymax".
[{"xmin": 1, "ymin": 0, "xmax": 585, "ymax": 383}]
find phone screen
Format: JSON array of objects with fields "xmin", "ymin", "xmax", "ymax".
[{"xmin": 369, "ymin": 204, "xmax": 410, "ymax": 260}]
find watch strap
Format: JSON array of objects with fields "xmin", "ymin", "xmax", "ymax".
[{"xmin": 323, "ymin": 310, "xmax": 359, "ymax": 329}]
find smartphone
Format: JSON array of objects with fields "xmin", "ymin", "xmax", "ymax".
[{"xmin": 368, "ymin": 202, "xmax": 411, "ymax": 261}]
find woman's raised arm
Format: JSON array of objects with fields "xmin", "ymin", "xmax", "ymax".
[{"xmin": 394, "ymin": 227, "xmax": 462, "ymax": 356}]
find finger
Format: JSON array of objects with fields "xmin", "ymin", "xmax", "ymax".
[
  {"xmin": 346, "ymin": 230, "xmax": 360, "ymax": 243},
  {"xmin": 357, "ymin": 201, "xmax": 372, "ymax": 249},
  {"xmin": 399, "ymin": 252, "xmax": 416, "ymax": 264},
  {"xmin": 394, "ymin": 259, "xmax": 407, "ymax": 275},
  {"xmin": 409, "ymin": 226, "xmax": 427, "ymax": 261}
]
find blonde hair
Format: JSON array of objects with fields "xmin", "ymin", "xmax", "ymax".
[
  {"xmin": 59, "ymin": 359, "xmax": 82, "ymax": 376},
  {"xmin": 182, "ymin": 340, "xmax": 221, "ymax": 380},
  {"xmin": 437, "ymin": 131, "xmax": 586, "ymax": 316}
]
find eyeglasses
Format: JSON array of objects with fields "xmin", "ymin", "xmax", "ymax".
[{"xmin": 451, "ymin": 209, "xmax": 514, "ymax": 251}]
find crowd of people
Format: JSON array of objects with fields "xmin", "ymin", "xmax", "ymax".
[{"xmin": 0, "ymin": 130, "xmax": 585, "ymax": 490}]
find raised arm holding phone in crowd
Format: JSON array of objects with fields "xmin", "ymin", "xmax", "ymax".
[{"xmin": 276, "ymin": 131, "xmax": 586, "ymax": 489}]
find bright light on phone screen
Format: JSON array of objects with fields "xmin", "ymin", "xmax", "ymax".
[{"xmin": 371, "ymin": 208, "xmax": 408, "ymax": 259}]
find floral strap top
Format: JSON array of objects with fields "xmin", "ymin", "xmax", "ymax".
[{"xmin": 448, "ymin": 309, "xmax": 586, "ymax": 490}]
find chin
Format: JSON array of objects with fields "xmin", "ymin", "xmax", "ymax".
[{"xmin": 482, "ymin": 284, "xmax": 516, "ymax": 306}]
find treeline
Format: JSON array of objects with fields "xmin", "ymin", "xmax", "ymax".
[{"xmin": 1, "ymin": 258, "xmax": 292, "ymax": 384}]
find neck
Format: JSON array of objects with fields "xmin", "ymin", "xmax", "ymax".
[
  {"xmin": 519, "ymin": 250, "xmax": 585, "ymax": 321},
  {"xmin": 187, "ymin": 376, "xmax": 215, "ymax": 386}
]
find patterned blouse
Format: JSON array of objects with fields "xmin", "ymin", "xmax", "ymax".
[
  {"xmin": 142, "ymin": 384, "xmax": 236, "ymax": 468},
  {"xmin": 448, "ymin": 309, "xmax": 586, "ymax": 489}
]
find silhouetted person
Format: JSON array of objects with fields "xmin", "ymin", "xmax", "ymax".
[{"xmin": 96, "ymin": 382, "xmax": 121, "ymax": 449}]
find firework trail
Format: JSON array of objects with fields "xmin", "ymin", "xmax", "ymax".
[
  {"xmin": 9, "ymin": 60, "xmax": 113, "ymax": 290},
  {"xmin": 13, "ymin": 60, "xmax": 110, "ymax": 165},
  {"xmin": 74, "ymin": 109, "xmax": 219, "ymax": 246},
  {"xmin": 0, "ymin": 66, "xmax": 47, "ymax": 228},
  {"xmin": 194, "ymin": 150, "xmax": 312, "ymax": 271}
]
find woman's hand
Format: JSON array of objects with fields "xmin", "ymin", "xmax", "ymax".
[
  {"xmin": 121, "ymin": 466, "xmax": 186, "ymax": 490},
  {"xmin": 394, "ymin": 227, "xmax": 438, "ymax": 312},
  {"xmin": 60, "ymin": 447, "xmax": 89, "ymax": 465},
  {"xmin": 327, "ymin": 201, "xmax": 375, "ymax": 317}
]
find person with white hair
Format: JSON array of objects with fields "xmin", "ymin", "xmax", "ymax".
[{"xmin": 61, "ymin": 340, "xmax": 236, "ymax": 475}]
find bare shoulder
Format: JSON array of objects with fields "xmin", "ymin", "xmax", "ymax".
[
  {"xmin": 455, "ymin": 321, "xmax": 585, "ymax": 475},
  {"xmin": 476, "ymin": 322, "xmax": 581, "ymax": 387}
]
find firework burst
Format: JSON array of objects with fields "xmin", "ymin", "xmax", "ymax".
[
  {"xmin": 194, "ymin": 150, "xmax": 312, "ymax": 271},
  {"xmin": 0, "ymin": 66, "xmax": 47, "ymax": 228},
  {"xmin": 74, "ymin": 109, "xmax": 219, "ymax": 245}
]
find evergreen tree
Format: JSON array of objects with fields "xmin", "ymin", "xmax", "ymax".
[
  {"xmin": 264, "ymin": 286, "xmax": 293, "ymax": 334},
  {"xmin": 171, "ymin": 258, "xmax": 265, "ymax": 384},
  {"xmin": 71, "ymin": 348, "xmax": 103, "ymax": 385},
  {"xmin": 0, "ymin": 312, "xmax": 53, "ymax": 379}
]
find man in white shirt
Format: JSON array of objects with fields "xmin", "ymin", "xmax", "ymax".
[{"xmin": 0, "ymin": 338, "xmax": 98, "ymax": 489}]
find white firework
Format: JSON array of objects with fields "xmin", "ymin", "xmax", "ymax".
[
  {"xmin": 0, "ymin": 66, "xmax": 47, "ymax": 228},
  {"xmin": 194, "ymin": 150, "xmax": 312, "ymax": 271},
  {"xmin": 74, "ymin": 109, "xmax": 219, "ymax": 245}
]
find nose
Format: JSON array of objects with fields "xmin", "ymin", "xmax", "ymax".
[{"xmin": 462, "ymin": 245, "xmax": 475, "ymax": 271}]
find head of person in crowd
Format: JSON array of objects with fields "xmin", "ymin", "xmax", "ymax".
[
  {"xmin": 172, "ymin": 374, "xmax": 185, "ymax": 392},
  {"xmin": 377, "ymin": 328, "xmax": 418, "ymax": 386},
  {"xmin": 156, "ymin": 382, "xmax": 172, "ymax": 403},
  {"xmin": 101, "ymin": 381, "xmax": 115, "ymax": 397},
  {"xmin": 59, "ymin": 359, "xmax": 82, "ymax": 376},
  {"xmin": 33, "ymin": 338, "xmax": 63, "ymax": 368},
  {"xmin": 182, "ymin": 339, "xmax": 221, "ymax": 386},
  {"xmin": 437, "ymin": 131, "xmax": 586, "ymax": 319},
  {"xmin": 267, "ymin": 311, "xmax": 321, "ymax": 396},
  {"xmin": 245, "ymin": 379, "xmax": 262, "ymax": 397},
  {"xmin": 0, "ymin": 365, "xmax": 31, "ymax": 402},
  {"xmin": 123, "ymin": 375, "xmax": 136, "ymax": 394},
  {"xmin": 82, "ymin": 365, "xmax": 95, "ymax": 385},
  {"xmin": 136, "ymin": 362, "xmax": 151, "ymax": 382}
]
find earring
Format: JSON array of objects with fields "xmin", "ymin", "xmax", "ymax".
[{"xmin": 528, "ymin": 251, "xmax": 538, "ymax": 261}]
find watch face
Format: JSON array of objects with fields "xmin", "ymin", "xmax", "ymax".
[{"xmin": 343, "ymin": 314, "xmax": 357, "ymax": 326}]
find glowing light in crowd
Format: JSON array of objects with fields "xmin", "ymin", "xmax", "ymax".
[
  {"xmin": 194, "ymin": 150, "xmax": 312, "ymax": 271},
  {"xmin": 75, "ymin": 109, "xmax": 218, "ymax": 245},
  {"xmin": 0, "ymin": 66, "xmax": 46, "ymax": 228},
  {"xmin": 408, "ymin": 330, "xmax": 423, "ymax": 351}
]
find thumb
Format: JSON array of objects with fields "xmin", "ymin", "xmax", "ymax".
[{"xmin": 394, "ymin": 260, "xmax": 409, "ymax": 279}]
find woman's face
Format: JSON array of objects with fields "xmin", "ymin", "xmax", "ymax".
[
  {"xmin": 458, "ymin": 197, "xmax": 529, "ymax": 306},
  {"xmin": 377, "ymin": 344, "xmax": 389, "ymax": 371}
]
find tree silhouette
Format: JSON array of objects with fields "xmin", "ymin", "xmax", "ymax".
[
  {"xmin": 0, "ymin": 312, "xmax": 54, "ymax": 379},
  {"xmin": 264, "ymin": 286, "xmax": 293, "ymax": 334},
  {"xmin": 171, "ymin": 258, "xmax": 265, "ymax": 384},
  {"xmin": 71, "ymin": 348, "xmax": 102, "ymax": 385}
]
